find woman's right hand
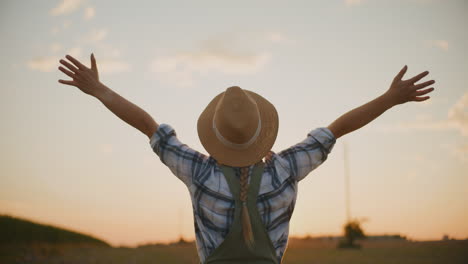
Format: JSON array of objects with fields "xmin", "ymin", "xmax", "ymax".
[
  {"xmin": 58, "ymin": 53, "xmax": 106, "ymax": 97},
  {"xmin": 384, "ymin": 65, "xmax": 436, "ymax": 106}
]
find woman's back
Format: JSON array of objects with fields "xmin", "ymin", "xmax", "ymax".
[{"xmin": 150, "ymin": 123, "xmax": 337, "ymax": 263}]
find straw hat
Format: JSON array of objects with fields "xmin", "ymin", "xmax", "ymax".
[{"xmin": 197, "ymin": 86, "xmax": 279, "ymax": 167}]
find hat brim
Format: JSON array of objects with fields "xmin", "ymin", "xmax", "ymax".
[{"xmin": 197, "ymin": 90, "xmax": 278, "ymax": 167}]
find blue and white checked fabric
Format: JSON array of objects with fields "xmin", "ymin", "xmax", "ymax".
[{"xmin": 149, "ymin": 123, "xmax": 337, "ymax": 263}]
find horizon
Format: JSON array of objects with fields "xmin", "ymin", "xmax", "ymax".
[
  {"xmin": 2, "ymin": 213, "xmax": 457, "ymax": 248},
  {"xmin": 1, "ymin": 0, "xmax": 467, "ymax": 247}
]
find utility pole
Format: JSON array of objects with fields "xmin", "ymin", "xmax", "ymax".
[{"xmin": 343, "ymin": 141, "xmax": 351, "ymax": 222}]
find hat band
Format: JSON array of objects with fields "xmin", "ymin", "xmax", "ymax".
[{"xmin": 212, "ymin": 116, "xmax": 262, "ymax": 150}]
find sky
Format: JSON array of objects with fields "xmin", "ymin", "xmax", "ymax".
[{"xmin": 0, "ymin": 0, "xmax": 467, "ymax": 247}]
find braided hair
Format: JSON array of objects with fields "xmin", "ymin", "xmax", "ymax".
[{"xmin": 240, "ymin": 166, "xmax": 255, "ymax": 250}]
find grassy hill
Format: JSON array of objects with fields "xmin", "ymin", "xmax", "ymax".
[{"xmin": 0, "ymin": 215, "xmax": 109, "ymax": 246}]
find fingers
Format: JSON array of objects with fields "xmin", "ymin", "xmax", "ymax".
[
  {"xmin": 394, "ymin": 65, "xmax": 407, "ymax": 81},
  {"xmin": 60, "ymin": 59, "xmax": 79, "ymax": 73},
  {"xmin": 90, "ymin": 53, "xmax": 99, "ymax": 77},
  {"xmin": 58, "ymin": 79, "xmax": 77, "ymax": 86},
  {"xmin": 413, "ymin": 79, "xmax": 435, "ymax": 90},
  {"xmin": 406, "ymin": 70, "xmax": 429, "ymax": 84},
  {"xmin": 66, "ymin": 54, "xmax": 87, "ymax": 70},
  {"xmin": 58, "ymin": 54, "xmax": 93, "ymax": 88},
  {"xmin": 91, "ymin": 53, "xmax": 97, "ymax": 70},
  {"xmin": 58, "ymin": 66, "xmax": 75, "ymax": 79},
  {"xmin": 412, "ymin": 96, "xmax": 430, "ymax": 102},
  {"xmin": 413, "ymin": 87, "xmax": 434, "ymax": 97}
]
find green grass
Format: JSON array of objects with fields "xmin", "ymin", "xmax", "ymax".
[{"xmin": 0, "ymin": 215, "xmax": 108, "ymax": 246}]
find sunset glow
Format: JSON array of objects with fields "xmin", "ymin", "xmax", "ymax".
[{"xmin": 1, "ymin": 0, "xmax": 467, "ymax": 247}]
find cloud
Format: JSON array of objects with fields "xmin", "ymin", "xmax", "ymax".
[
  {"xmin": 371, "ymin": 92, "xmax": 467, "ymax": 164},
  {"xmin": 27, "ymin": 56, "xmax": 60, "ymax": 72},
  {"xmin": 375, "ymin": 118, "xmax": 456, "ymax": 133},
  {"xmin": 411, "ymin": 0, "xmax": 439, "ymax": 3},
  {"xmin": 66, "ymin": 29, "xmax": 130, "ymax": 74},
  {"xmin": 36, "ymin": 4, "xmax": 128, "ymax": 75},
  {"xmin": 82, "ymin": 28, "xmax": 108, "ymax": 43},
  {"xmin": 345, "ymin": 0, "xmax": 365, "ymax": 6},
  {"xmin": 152, "ymin": 51, "xmax": 270, "ymax": 74},
  {"xmin": 79, "ymin": 42, "xmax": 131, "ymax": 74},
  {"xmin": 432, "ymin": 40, "xmax": 449, "ymax": 51},
  {"xmin": 63, "ymin": 20, "xmax": 71, "ymax": 29},
  {"xmin": 266, "ymin": 32, "xmax": 295, "ymax": 44},
  {"xmin": 50, "ymin": 43, "xmax": 62, "ymax": 53},
  {"xmin": 27, "ymin": 52, "xmax": 130, "ymax": 75},
  {"xmin": 42, "ymin": 47, "xmax": 80, "ymax": 70},
  {"xmin": 67, "ymin": 47, "xmax": 82, "ymax": 57},
  {"xmin": 345, "ymin": 0, "xmax": 435, "ymax": 6},
  {"xmin": 404, "ymin": 153, "xmax": 426, "ymax": 162},
  {"xmin": 149, "ymin": 47, "xmax": 271, "ymax": 86},
  {"xmin": 50, "ymin": 26, "xmax": 60, "ymax": 35},
  {"xmin": 91, "ymin": 42, "xmax": 122, "ymax": 58},
  {"xmin": 447, "ymin": 91, "xmax": 468, "ymax": 136},
  {"xmin": 149, "ymin": 68, "xmax": 194, "ymax": 87},
  {"xmin": 66, "ymin": 55, "xmax": 131, "ymax": 74},
  {"xmin": 50, "ymin": 0, "xmax": 84, "ymax": 16},
  {"xmin": 98, "ymin": 59, "xmax": 131, "ymax": 74},
  {"xmin": 109, "ymin": 48, "xmax": 121, "ymax": 57},
  {"xmin": 372, "ymin": 92, "xmax": 468, "ymax": 137},
  {"xmin": 50, "ymin": 21, "xmax": 71, "ymax": 35},
  {"xmin": 372, "ymin": 116, "xmax": 456, "ymax": 134},
  {"xmin": 452, "ymin": 143, "xmax": 468, "ymax": 163},
  {"xmin": 84, "ymin": 6, "xmax": 95, "ymax": 20},
  {"xmin": 440, "ymin": 143, "xmax": 468, "ymax": 163}
]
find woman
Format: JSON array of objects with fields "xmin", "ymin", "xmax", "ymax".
[{"xmin": 58, "ymin": 53, "xmax": 435, "ymax": 263}]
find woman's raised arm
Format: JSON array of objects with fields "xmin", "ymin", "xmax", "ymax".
[
  {"xmin": 327, "ymin": 65, "xmax": 435, "ymax": 139},
  {"xmin": 58, "ymin": 53, "xmax": 158, "ymax": 139}
]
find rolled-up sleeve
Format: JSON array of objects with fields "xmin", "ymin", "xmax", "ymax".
[
  {"xmin": 277, "ymin": 127, "xmax": 337, "ymax": 182},
  {"xmin": 149, "ymin": 123, "xmax": 209, "ymax": 187}
]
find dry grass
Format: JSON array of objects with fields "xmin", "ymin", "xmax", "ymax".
[
  {"xmin": 283, "ymin": 239, "xmax": 468, "ymax": 264},
  {"xmin": 1, "ymin": 239, "xmax": 467, "ymax": 264}
]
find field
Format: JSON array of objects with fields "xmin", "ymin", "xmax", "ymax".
[{"xmin": 1, "ymin": 239, "xmax": 467, "ymax": 264}]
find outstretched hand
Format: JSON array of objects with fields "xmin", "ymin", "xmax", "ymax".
[
  {"xmin": 58, "ymin": 53, "xmax": 105, "ymax": 97},
  {"xmin": 385, "ymin": 65, "xmax": 435, "ymax": 106}
]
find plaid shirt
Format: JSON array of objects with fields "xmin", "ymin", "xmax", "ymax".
[{"xmin": 149, "ymin": 123, "xmax": 336, "ymax": 263}]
